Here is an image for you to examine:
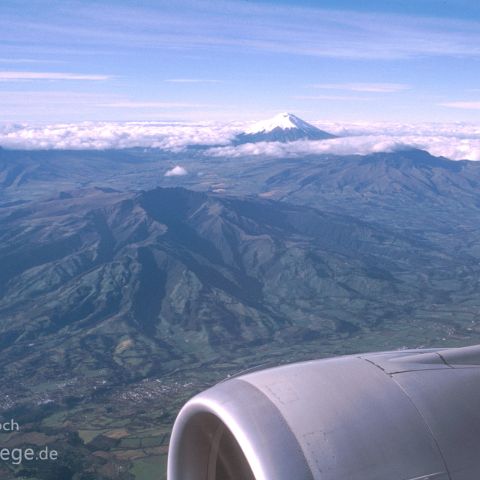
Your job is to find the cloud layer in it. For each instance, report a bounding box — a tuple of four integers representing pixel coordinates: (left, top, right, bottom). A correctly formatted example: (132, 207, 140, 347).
(0, 120, 479, 161)
(0, 121, 237, 150)
(209, 135, 480, 161)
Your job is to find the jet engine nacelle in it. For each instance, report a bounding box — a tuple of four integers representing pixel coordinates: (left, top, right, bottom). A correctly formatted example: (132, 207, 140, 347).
(168, 345, 480, 480)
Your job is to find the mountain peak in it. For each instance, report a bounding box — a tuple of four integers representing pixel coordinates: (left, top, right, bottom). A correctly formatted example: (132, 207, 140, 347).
(245, 112, 310, 134)
(234, 113, 336, 144)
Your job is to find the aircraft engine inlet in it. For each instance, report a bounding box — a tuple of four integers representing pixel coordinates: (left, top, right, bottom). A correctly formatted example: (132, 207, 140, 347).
(168, 345, 480, 480)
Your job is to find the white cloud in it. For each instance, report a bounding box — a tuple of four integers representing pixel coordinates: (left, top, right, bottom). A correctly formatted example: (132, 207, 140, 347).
(310, 83, 410, 93)
(164, 79, 220, 84)
(439, 101, 480, 110)
(0, 71, 110, 81)
(208, 137, 410, 158)
(101, 101, 214, 108)
(0, 120, 479, 161)
(208, 136, 480, 161)
(0, 58, 64, 64)
(311, 120, 480, 139)
(0, 121, 239, 150)
(165, 165, 188, 176)
(293, 95, 370, 101)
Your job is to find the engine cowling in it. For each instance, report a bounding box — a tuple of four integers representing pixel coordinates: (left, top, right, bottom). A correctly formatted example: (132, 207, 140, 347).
(168, 345, 480, 480)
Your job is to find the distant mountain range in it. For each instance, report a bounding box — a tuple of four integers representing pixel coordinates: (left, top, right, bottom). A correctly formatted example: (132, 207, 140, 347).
(233, 112, 337, 144)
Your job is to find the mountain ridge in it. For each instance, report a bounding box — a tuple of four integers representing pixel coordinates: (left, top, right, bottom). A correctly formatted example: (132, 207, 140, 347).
(1, 184, 478, 386)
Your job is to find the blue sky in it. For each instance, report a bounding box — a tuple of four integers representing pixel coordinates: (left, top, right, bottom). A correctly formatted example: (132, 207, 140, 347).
(1, 0, 480, 123)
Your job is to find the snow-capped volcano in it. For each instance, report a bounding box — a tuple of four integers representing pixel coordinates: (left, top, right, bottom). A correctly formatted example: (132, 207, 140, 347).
(245, 112, 320, 134)
(234, 113, 336, 144)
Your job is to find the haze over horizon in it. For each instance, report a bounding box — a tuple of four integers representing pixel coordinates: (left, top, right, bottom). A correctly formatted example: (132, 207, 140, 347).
(1, 0, 480, 123)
